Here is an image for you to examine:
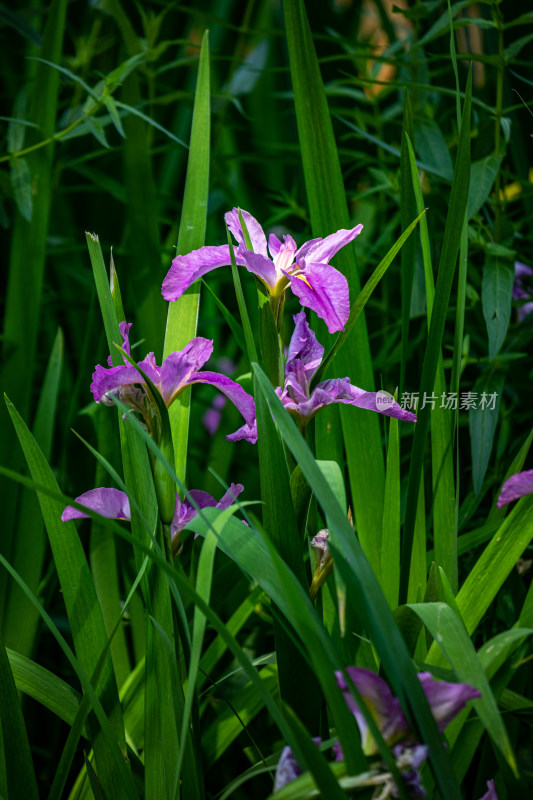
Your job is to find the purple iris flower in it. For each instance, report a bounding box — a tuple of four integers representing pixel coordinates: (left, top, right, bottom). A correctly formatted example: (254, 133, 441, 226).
(513, 261, 533, 322)
(91, 321, 256, 443)
(162, 207, 363, 334)
(275, 312, 417, 430)
(334, 667, 481, 756)
(497, 469, 533, 508)
(62, 484, 244, 545)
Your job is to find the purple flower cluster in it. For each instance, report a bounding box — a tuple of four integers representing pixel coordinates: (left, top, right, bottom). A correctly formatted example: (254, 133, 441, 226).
(273, 667, 483, 798)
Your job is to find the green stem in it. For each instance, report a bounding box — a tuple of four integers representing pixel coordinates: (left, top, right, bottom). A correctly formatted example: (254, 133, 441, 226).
(493, 6, 504, 243)
(0, 111, 96, 164)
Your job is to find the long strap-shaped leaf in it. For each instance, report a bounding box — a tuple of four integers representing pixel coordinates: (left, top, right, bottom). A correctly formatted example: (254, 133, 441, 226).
(252, 363, 462, 798)
(283, 0, 385, 575)
(0, 0, 68, 633)
(0, 631, 39, 800)
(164, 31, 210, 486)
(399, 68, 472, 604)
(5, 397, 135, 800)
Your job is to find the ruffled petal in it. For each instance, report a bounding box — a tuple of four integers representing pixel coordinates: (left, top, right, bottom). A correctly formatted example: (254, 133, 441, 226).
(285, 378, 417, 423)
(418, 672, 480, 731)
(62, 488, 131, 522)
(288, 263, 350, 334)
(162, 245, 242, 301)
(497, 469, 533, 508)
(225, 207, 268, 257)
(157, 338, 214, 405)
(285, 311, 324, 392)
(296, 224, 363, 264)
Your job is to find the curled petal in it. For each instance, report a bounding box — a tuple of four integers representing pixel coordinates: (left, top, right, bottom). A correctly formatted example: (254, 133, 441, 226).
(418, 672, 481, 731)
(497, 469, 533, 508)
(157, 338, 214, 405)
(187, 371, 257, 442)
(62, 488, 130, 522)
(162, 245, 243, 301)
(288, 263, 350, 334)
(296, 224, 363, 264)
(225, 207, 268, 257)
(226, 419, 258, 444)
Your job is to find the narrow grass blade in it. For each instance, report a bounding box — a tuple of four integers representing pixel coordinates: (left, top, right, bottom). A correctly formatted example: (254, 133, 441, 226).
(400, 94, 418, 393)
(400, 68, 472, 604)
(7, 648, 84, 733)
(3, 328, 63, 656)
(106, 0, 166, 354)
(283, 0, 385, 568)
(410, 602, 517, 773)
(0, 553, 138, 800)
(404, 130, 457, 591)
(4, 396, 134, 800)
(312, 210, 426, 388)
(381, 418, 400, 609)
(163, 31, 210, 485)
(0, 631, 39, 800)
(433, 496, 533, 643)
(0, 0, 68, 633)
(252, 363, 461, 797)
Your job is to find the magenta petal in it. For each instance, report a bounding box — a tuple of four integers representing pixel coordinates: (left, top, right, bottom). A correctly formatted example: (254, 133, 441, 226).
(418, 672, 480, 731)
(285, 311, 324, 390)
(497, 469, 533, 508)
(91, 363, 149, 403)
(189, 370, 255, 423)
(335, 667, 409, 753)
(296, 225, 363, 264)
(289, 263, 350, 334)
(286, 378, 416, 423)
(62, 488, 131, 522)
(171, 484, 245, 538)
(226, 419, 257, 444)
(107, 321, 132, 366)
(224, 207, 268, 257)
(238, 249, 278, 291)
(162, 245, 242, 301)
(157, 338, 214, 405)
